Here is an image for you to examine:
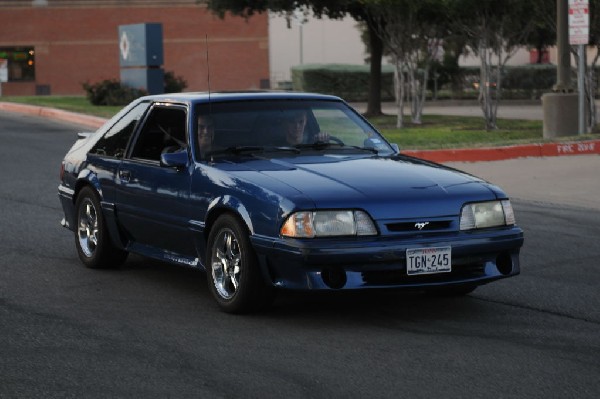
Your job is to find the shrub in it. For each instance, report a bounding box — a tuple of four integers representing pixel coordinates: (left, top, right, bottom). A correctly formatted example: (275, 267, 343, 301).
(502, 65, 556, 99)
(164, 70, 188, 93)
(291, 64, 395, 102)
(83, 79, 147, 106)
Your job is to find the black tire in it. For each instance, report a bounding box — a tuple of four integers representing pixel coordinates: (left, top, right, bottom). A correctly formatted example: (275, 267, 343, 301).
(206, 214, 275, 313)
(74, 186, 128, 269)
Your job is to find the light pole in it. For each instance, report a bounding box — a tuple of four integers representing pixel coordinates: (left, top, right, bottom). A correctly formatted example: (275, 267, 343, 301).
(293, 9, 305, 65)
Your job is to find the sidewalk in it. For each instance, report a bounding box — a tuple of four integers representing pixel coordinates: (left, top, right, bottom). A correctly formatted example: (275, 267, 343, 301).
(446, 155, 600, 211)
(1, 100, 600, 162)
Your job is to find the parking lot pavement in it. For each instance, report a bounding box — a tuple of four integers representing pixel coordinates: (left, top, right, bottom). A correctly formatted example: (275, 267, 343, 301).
(445, 155, 600, 211)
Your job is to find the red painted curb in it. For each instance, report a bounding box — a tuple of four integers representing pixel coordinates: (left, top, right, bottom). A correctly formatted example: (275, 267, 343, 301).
(403, 140, 600, 162)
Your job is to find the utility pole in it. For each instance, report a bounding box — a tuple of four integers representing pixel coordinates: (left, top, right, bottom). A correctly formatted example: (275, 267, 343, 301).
(542, 0, 579, 138)
(555, 0, 572, 92)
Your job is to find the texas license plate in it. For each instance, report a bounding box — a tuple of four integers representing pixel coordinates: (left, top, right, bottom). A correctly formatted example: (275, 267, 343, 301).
(406, 246, 452, 275)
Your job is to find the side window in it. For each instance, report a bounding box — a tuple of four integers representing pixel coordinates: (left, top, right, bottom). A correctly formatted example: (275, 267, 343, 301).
(90, 102, 150, 158)
(130, 106, 188, 162)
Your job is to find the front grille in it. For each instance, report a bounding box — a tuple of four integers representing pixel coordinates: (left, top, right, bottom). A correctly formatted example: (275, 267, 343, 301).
(386, 220, 452, 233)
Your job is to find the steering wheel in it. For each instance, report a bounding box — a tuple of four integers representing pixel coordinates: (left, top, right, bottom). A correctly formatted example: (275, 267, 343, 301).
(329, 136, 344, 145)
(317, 135, 344, 146)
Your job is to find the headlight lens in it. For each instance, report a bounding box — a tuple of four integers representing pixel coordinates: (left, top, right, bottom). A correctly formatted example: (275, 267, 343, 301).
(281, 210, 378, 238)
(460, 200, 515, 230)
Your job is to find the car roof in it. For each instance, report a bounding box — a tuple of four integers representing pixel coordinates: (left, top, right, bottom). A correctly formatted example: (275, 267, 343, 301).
(138, 91, 343, 106)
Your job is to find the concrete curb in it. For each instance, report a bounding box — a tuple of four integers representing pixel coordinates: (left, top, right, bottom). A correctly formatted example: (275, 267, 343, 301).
(0, 102, 106, 130)
(1, 101, 599, 162)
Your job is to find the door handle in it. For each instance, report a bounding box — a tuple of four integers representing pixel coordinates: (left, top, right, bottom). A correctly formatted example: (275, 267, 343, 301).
(119, 170, 131, 183)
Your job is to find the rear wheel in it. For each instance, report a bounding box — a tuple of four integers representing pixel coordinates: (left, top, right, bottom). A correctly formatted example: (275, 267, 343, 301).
(206, 214, 274, 313)
(75, 186, 128, 268)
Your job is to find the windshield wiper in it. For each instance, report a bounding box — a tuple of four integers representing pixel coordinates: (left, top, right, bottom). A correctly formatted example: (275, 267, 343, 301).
(209, 146, 300, 156)
(295, 141, 378, 154)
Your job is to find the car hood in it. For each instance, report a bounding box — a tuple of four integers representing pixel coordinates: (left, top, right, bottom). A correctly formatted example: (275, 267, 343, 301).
(215, 154, 503, 219)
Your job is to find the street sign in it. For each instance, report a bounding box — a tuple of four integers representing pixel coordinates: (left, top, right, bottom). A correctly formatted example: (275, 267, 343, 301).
(569, 0, 589, 45)
(0, 58, 8, 83)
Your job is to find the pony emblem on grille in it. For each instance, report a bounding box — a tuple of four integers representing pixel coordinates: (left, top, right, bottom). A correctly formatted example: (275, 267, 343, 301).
(415, 222, 429, 230)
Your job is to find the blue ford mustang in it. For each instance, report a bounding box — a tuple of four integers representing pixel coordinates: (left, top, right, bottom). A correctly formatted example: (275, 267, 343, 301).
(58, 92, 524, 313)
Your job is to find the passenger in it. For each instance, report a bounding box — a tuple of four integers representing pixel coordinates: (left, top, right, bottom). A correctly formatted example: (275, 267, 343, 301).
(197, 115, 215, 156)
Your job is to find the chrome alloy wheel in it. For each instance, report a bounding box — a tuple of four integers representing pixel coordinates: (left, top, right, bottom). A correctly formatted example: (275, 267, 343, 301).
(211, 228, 242, 300)
(77, 198, 99, 258)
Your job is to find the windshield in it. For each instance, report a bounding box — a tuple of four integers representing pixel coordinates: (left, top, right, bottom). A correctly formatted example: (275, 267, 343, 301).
(193, 100, 394, 160)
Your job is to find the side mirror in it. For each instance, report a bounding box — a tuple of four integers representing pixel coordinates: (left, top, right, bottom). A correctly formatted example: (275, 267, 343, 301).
(390, 143, 400, 154)
(160, 149, 189, 170)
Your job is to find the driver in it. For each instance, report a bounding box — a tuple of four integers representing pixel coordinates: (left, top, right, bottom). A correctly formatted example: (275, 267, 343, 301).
(283, 110, 329, 145)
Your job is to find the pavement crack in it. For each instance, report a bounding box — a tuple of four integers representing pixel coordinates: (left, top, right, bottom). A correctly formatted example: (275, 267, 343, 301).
(473, 296, 599, 325)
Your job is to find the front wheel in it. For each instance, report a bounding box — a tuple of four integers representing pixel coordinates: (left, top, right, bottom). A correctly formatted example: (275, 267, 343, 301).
(206, 214, 274, 313)
(75, 186, 128, 269)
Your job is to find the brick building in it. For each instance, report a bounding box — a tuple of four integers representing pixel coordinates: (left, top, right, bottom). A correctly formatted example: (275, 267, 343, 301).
(0, 0, 269, 96)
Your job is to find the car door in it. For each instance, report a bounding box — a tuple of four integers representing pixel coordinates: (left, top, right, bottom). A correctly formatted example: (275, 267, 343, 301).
(115, 103, 196, 256)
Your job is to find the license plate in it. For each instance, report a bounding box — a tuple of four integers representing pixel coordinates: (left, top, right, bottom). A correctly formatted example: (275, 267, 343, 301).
(406, 246, 452, 275)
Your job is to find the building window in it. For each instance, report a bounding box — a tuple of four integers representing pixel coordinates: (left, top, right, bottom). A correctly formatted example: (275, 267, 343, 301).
(0, 47, 35, 82)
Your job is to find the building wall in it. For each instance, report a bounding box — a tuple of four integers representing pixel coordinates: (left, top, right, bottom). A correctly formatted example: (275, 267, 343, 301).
(268, 13, 366, 88)
(0, 0, 269, 95)
(268, 11, 562, 90)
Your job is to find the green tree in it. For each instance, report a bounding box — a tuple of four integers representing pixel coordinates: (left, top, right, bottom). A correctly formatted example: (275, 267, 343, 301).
(527, 1, 556, 64)
(446, 0, 537, 130)
(204, 0, 386, 116)
(364, 0, 449, 127)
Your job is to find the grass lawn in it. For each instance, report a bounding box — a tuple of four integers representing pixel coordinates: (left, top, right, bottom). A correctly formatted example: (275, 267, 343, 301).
(370, 114, 547, 150)
(2, 95, 598, 149)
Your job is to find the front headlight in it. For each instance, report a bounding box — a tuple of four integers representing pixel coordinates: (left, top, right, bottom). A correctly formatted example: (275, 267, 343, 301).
(281, 210, 378, 238)
(460, 200, 515, 230)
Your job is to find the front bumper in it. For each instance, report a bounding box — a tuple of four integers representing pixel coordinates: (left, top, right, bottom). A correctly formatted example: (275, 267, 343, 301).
(252, 226, 524, 290)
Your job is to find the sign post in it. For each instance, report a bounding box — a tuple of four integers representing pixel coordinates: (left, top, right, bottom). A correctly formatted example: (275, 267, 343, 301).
(0, 58, 8, 97)
(118, 23, 164, 95)
(568, 0, 589, 135)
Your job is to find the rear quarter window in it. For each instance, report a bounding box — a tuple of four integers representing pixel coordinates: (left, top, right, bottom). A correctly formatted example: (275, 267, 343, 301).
(90, 102, 150, 158)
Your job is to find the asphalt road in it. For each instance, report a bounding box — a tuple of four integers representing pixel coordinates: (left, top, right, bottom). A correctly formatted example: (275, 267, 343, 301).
(1, 110, 599, 398)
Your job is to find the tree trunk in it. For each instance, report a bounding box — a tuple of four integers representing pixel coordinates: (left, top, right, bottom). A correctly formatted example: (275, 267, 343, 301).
(410, 63, 429, 125)
(393, 55, 405, 129)
(586, 46, 599, 132)
(478, 39, 497, 131)
(536, 44, 544, 64)
(365, 23, 383, 117)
